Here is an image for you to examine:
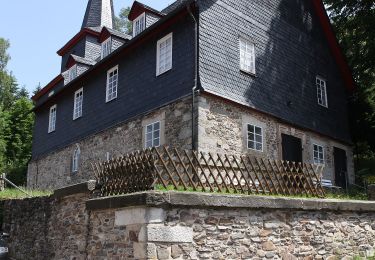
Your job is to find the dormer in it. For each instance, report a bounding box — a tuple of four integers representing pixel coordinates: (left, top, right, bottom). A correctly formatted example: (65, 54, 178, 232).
(63, 55, 96, 85)
(128, 1, 165, 37)
(99, 27, 132, 59)
(57, 0, 115, 71)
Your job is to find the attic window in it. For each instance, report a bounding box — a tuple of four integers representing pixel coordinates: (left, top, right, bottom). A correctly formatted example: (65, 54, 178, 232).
(316, 76, 328, 108)
(133, 13, 145, 37)
(68, 65, 77, 82)
(156, 33, 173, 76)
(239, 38, 256, 75)
(101, 37, 112, 59)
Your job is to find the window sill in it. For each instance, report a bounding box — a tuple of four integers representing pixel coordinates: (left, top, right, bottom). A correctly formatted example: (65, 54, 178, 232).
(106, 97, 117, 103)
(73, 116, 82, 121)
(240, 69, 256, 77)
(156, 68, 172, 77)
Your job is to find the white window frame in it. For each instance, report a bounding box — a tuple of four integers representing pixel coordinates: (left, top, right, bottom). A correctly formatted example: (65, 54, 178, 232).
(133, 13, 146, 37)
(316, 76, 328, 108)
(73, 88, 84, 120)
(156, 33, 173, 76)
(106, 65, 119, 103)
(72, 146, 80, 173)
(68, 65, 77, 82)
(239, 38, 256, 75)
(247, 123, 263, 152)
(313, 144, 325, 165)
(48, 105, 57, 133)
(101, 37, 112, 59)
(145, 121, 161, 148)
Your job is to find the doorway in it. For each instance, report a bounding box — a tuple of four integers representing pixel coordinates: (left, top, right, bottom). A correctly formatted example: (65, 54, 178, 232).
(281, 134, 303, 163)
(334, 147, 348, 189)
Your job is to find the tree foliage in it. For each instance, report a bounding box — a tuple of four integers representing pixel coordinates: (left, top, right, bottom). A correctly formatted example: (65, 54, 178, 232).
(324, 0, 375, 156)
(0, 37, 34, 185)
(114, 7, 132, 34)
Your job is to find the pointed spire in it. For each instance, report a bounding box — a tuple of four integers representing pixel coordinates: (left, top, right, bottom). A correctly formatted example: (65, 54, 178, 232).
(82, 0, 114, 29)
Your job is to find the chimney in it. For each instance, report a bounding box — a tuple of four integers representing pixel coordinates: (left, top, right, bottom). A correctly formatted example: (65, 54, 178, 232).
(82, 0, 114, 29)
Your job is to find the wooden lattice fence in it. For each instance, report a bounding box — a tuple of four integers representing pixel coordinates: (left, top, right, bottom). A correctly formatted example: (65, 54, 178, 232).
(92, 147, 325, 198)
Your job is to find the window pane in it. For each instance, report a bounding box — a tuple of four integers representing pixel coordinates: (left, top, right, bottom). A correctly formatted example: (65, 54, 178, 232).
(256, 143, 262, 151)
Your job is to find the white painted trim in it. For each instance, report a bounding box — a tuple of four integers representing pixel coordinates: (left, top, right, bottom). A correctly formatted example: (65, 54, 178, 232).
(312, 143, 325, 165)
(106, 65, 119, 103)
(68, 64, 77, 83)
(73, 87, 84, 120)
(239, 37, 256, 75)
(145, 121, 161, 148)
(246, 123, 264, 152)
(133, 12, 146, 37)
(101, 37, 112, 59)
(156, 33, 173, 76)
(48, 104, 57, 133)
(316, 76, 328, 108)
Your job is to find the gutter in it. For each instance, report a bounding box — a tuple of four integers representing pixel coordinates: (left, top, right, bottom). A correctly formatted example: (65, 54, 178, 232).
(187, 3, 199, 151)
(33, 0, 197, 109)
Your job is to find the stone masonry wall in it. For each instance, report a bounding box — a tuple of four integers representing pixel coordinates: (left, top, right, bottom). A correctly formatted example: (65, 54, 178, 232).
(2, 190, 375, 259)
(198, 93, 355, 185)
(2, 192, 90, 259)
(28, 97, 193, 190)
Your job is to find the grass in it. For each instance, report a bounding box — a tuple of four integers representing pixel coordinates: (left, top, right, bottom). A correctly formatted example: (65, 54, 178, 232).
(0, 188, 52, 200)
(353, 256, 375, 260)
(155, 184, 369, 200)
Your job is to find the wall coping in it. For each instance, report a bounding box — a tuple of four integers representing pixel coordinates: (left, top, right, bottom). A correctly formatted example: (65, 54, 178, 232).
(86, 191, 375, 212)
(53, 182, 90, 199)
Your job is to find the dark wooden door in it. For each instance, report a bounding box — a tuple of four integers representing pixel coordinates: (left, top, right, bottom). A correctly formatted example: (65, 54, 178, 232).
(334, 147, 347, 189)
(282, 134, 303, 163)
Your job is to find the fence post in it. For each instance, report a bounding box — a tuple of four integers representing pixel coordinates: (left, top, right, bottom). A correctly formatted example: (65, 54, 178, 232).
(0, 173, 5, 191)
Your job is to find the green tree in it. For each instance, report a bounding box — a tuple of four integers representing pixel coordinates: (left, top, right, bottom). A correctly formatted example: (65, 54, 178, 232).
(0, 37, 34, 185)
(3, 97, 34, 185)
(324, 1, 375, 154)
(114, 7, 132, 34)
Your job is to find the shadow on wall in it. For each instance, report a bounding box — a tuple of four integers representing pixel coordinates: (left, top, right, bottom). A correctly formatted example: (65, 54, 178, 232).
(198, 0, 350, 141)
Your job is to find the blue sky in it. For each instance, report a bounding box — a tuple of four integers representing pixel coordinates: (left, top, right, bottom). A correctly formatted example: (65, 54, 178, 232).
(0, 0, 173, 95)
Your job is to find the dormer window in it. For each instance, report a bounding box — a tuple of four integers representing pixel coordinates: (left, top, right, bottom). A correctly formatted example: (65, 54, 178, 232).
(69, 65, 77, 82)
(133, 13, 145, 37)
(101, 37, 112, 59)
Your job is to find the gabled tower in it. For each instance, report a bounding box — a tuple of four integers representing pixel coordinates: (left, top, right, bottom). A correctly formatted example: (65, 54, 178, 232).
(82, 0, 115, 29)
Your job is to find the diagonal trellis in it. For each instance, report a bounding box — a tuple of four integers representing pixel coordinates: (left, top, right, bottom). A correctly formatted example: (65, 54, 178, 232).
(92, 146, 325, 198)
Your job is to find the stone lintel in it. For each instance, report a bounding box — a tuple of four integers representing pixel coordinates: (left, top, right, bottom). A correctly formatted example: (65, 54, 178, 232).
(139, 224, 193, 243)
(53, 182, 91, 199)
(115, 207, 166, 226)
(86, 191, 375, 212)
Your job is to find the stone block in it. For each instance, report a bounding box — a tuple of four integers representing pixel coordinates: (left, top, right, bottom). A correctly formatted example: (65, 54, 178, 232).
(369, 185, 375, 201)
(133, 242, 157, 259)
(139, 224, 193, 243)
(115, 207, 166, 226)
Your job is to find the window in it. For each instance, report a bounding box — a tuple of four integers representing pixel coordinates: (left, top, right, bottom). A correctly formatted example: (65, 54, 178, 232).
(145, 121, 161, 148)
(68, 65, 77, 82)
(106, 65, 118, 102)
(101, 37, 112, 59)
(73, 88, 83, 120)
(48, 105, 57, 133)
(316, 76, 328, 107)
(313, 144, 324, 164)
(133, 13, 145, 37)
(156, 33, 173, 76)
(247, 124, 263, 151)
(239, 38, 256, 75)
(72, 146, 80, 173)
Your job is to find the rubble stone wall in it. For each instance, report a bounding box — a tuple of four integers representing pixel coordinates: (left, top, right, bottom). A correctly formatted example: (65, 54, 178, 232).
(3, 190, 375, 260)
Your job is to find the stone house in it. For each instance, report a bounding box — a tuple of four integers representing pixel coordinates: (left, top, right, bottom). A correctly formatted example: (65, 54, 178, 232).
(28, 0, 356, 190)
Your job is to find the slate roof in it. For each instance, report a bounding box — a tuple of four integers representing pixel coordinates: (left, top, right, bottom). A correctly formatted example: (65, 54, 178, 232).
(82, 0, 115, 29)
(128, 1, 165, 21)
(105, 27, 132, 40)
(70, 55, 96, 66)
(162, 0, 190, 14)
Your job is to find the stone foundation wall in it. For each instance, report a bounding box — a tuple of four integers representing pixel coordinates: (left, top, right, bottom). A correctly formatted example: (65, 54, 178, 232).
(197, 93, 355, 184)
(2, 189, 375, 259)
(28, 97, 193, 190)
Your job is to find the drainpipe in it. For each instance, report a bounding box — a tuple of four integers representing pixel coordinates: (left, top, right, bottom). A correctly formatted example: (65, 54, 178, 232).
(188, 3, 198, 151)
